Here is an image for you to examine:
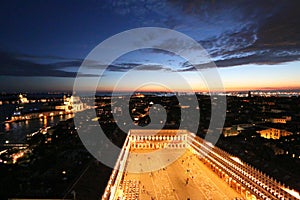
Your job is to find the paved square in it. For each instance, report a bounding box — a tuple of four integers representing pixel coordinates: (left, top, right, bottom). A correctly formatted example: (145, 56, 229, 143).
(118, 148, 243, 200)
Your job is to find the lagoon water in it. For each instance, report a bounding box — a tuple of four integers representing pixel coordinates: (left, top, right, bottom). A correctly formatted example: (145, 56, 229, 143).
(0, 104, 73, 144)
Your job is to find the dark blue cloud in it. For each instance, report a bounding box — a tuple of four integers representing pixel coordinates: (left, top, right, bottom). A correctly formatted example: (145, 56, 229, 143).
(0, 51, 97, 77)
(0, 0, 299, 76)
(97, 0, 300, 69)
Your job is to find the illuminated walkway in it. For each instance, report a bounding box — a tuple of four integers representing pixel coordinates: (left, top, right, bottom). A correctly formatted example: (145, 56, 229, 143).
(102, 129, 300, 200)
(189, 134, 300, 200)
(121, 149, 243, 200)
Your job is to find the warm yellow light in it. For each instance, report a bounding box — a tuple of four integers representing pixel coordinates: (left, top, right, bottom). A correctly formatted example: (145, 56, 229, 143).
(281, 187, 300, 199)
(12, 152, 25, 164)
(230, 156, 244, 166)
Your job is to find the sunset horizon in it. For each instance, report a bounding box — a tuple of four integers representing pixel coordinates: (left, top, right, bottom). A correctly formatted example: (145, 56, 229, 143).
(1, 1, 300, 199)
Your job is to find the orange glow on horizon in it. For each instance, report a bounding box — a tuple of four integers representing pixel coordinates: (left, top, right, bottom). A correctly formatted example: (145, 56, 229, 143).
(95, 84, 300, 93)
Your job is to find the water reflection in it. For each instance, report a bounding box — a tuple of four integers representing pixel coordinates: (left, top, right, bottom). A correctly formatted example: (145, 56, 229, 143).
(4, 123, 10, 132)
(43, 117, 47, 128)
(0, 115, 73, 144)
(25, 120, 29, 128)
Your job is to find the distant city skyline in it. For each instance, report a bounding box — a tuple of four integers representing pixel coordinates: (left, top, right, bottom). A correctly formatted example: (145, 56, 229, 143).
(0, 0, 299, 92)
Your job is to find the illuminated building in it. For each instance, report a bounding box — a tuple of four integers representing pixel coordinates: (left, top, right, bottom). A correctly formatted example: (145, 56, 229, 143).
(102, 129, 299, 200)
(129, 129, 188, 149)
(257, 128, 292, 140)
(55, 95, 85, 113)
(18, 94, 29, 104)
(223, 126, 239, 137)
(266, 116, 292, 124)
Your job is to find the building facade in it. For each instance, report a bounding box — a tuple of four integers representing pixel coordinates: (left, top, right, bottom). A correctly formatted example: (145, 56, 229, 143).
(257, 128, 292, 139)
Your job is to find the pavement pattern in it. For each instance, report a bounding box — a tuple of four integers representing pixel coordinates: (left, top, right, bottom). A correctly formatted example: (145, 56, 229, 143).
(119, 148, 244, 200)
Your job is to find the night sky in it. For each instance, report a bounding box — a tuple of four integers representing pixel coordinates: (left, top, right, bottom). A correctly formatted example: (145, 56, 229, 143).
(0, 0, 300, 92)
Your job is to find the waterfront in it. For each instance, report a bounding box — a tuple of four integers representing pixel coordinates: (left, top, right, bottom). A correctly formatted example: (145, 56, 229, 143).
(1, 1, 300, 199)
(0, 112, 73, 145)
(0, 93, 299, 199)
(0, 106, 101, 198)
